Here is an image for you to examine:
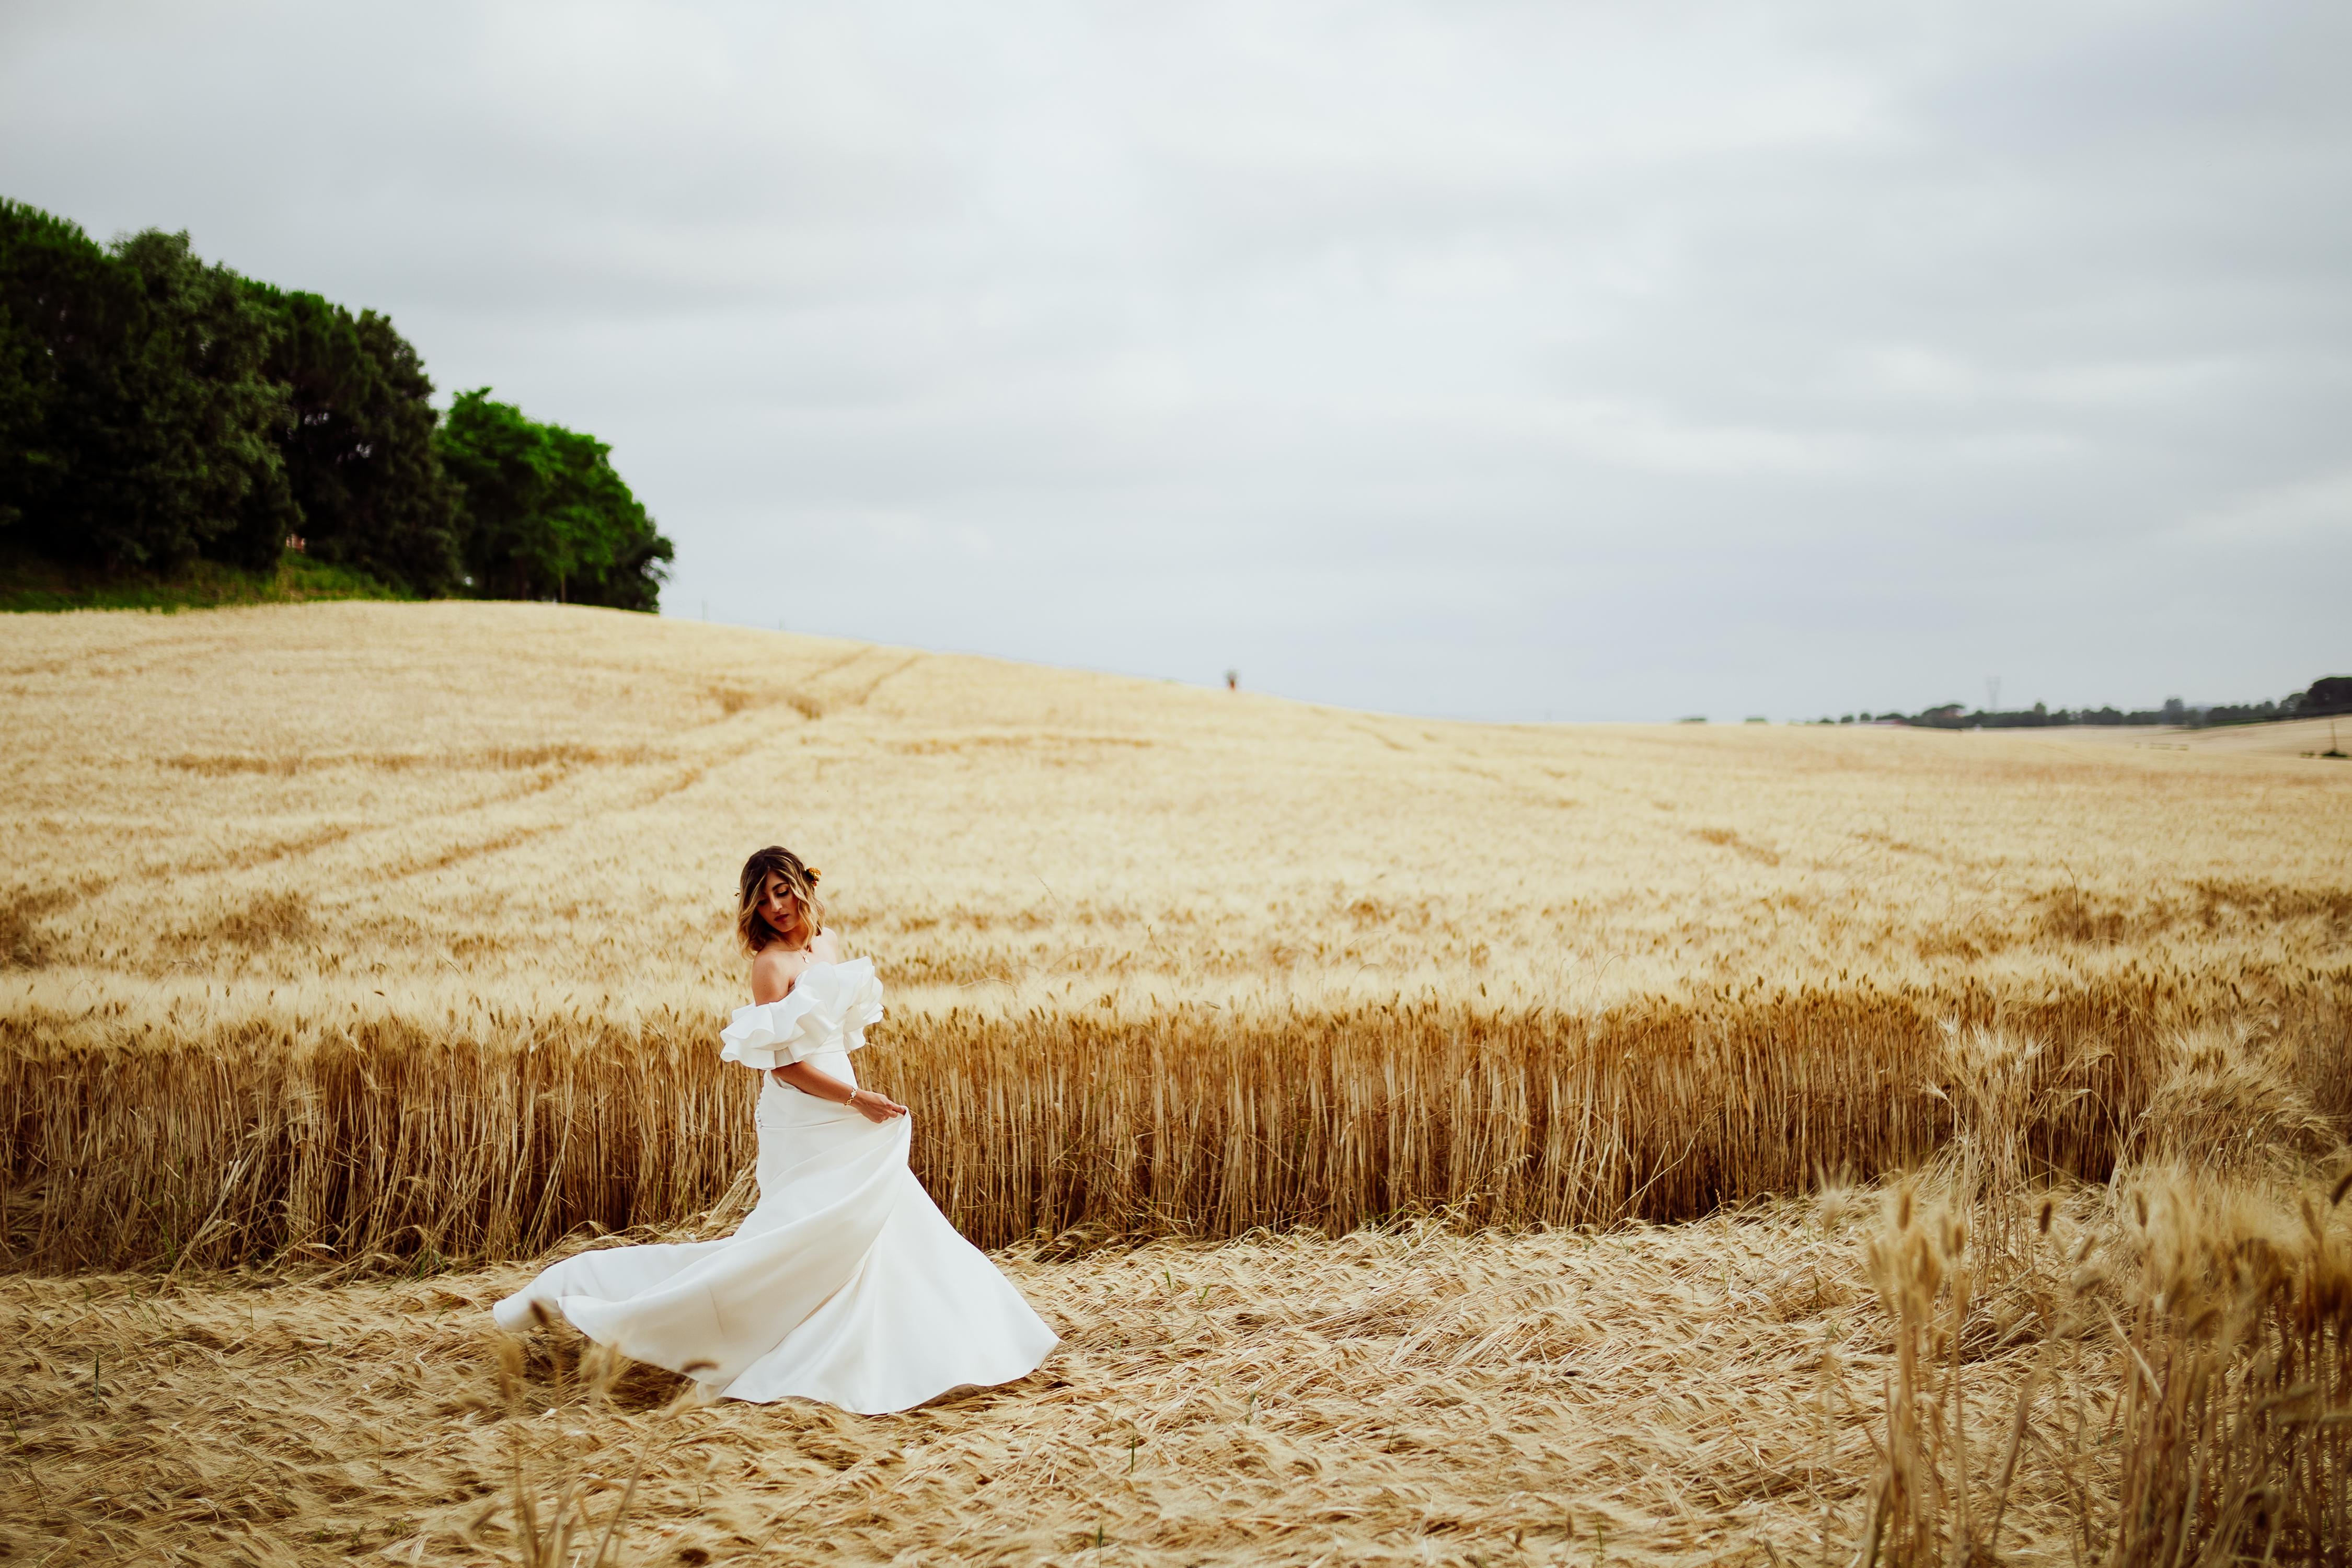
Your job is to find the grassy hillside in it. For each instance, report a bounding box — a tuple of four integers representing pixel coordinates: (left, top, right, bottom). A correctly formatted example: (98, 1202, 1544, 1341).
(0, 547, 406, 613)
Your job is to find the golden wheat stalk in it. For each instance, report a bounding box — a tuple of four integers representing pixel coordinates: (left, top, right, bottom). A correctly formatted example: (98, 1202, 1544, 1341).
(9, 980, 2344, 1273)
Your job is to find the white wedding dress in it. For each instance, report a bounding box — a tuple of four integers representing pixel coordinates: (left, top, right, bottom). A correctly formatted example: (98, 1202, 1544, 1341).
(492, 958, 1057, 1413)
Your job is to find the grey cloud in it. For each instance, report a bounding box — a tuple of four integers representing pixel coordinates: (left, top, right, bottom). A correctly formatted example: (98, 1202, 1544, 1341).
(3, 0, 2345, 720)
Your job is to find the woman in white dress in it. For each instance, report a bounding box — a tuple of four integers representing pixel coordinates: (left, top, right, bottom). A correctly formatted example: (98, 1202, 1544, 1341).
(493, 846, 1058, 1413)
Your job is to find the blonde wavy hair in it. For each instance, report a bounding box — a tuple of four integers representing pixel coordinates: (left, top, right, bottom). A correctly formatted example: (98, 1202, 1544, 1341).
(736, 845, 827, 954)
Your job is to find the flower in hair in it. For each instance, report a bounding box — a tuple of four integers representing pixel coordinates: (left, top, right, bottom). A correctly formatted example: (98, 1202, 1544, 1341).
(805, 866, 822, 883)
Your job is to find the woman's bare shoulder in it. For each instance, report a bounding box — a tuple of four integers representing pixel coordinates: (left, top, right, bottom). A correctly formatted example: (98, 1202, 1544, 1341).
(811, 927, 845, 962)
(748, 944, 809, 1004)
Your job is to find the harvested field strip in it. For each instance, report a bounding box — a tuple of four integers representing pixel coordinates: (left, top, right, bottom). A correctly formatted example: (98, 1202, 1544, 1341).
(9, 977, 2345, 1273)
(10, 1179, 2341, 1567)
(0, 1214, 1969, 1567)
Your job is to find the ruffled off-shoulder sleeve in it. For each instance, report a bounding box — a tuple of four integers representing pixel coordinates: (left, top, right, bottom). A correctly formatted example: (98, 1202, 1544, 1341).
(720, 956, 886, 1071)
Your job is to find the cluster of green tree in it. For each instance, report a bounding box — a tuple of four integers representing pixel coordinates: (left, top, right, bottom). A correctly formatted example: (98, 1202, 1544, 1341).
(0, 199, 671, 609)
(1812, 677, 2349, 728)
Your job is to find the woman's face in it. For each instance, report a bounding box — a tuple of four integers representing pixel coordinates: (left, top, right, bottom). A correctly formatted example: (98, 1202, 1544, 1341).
(761, 871, 803, 940)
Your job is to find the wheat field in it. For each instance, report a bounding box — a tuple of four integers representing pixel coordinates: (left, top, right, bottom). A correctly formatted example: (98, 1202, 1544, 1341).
(4, 601, 2349, 1565)
(5, 600, 2347, 1022)
(5, 601, 2348, 1267)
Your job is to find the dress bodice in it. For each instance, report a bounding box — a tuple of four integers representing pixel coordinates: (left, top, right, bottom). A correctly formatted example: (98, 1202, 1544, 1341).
(720, 956, 886, 1071)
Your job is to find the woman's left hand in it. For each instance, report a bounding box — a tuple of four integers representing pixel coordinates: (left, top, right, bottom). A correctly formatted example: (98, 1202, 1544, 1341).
(846, 1088, 909, 1124)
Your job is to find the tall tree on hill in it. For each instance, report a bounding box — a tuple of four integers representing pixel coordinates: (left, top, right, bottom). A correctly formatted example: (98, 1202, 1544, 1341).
(0, 204, 294, 571)
(251, 285, 462, 594)
(435, 389, 673, 611)
(111, 229, 297, 571)
(0, 211, 74, 537)
(0, 200, 142, 554)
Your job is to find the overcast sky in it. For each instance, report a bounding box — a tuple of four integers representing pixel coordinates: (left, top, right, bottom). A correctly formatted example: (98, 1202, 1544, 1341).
(4, 2, 2346, 720)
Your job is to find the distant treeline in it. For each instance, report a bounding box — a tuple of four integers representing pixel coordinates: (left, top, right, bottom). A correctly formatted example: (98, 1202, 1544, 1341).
(0, 199, 672, 609)
(1818, 677, 2351, 729)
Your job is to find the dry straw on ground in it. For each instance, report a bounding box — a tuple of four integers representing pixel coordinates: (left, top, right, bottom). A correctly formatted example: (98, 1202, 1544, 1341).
(17, 1214, 1896, 1567)
(6, 1167, 2345, 1566)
